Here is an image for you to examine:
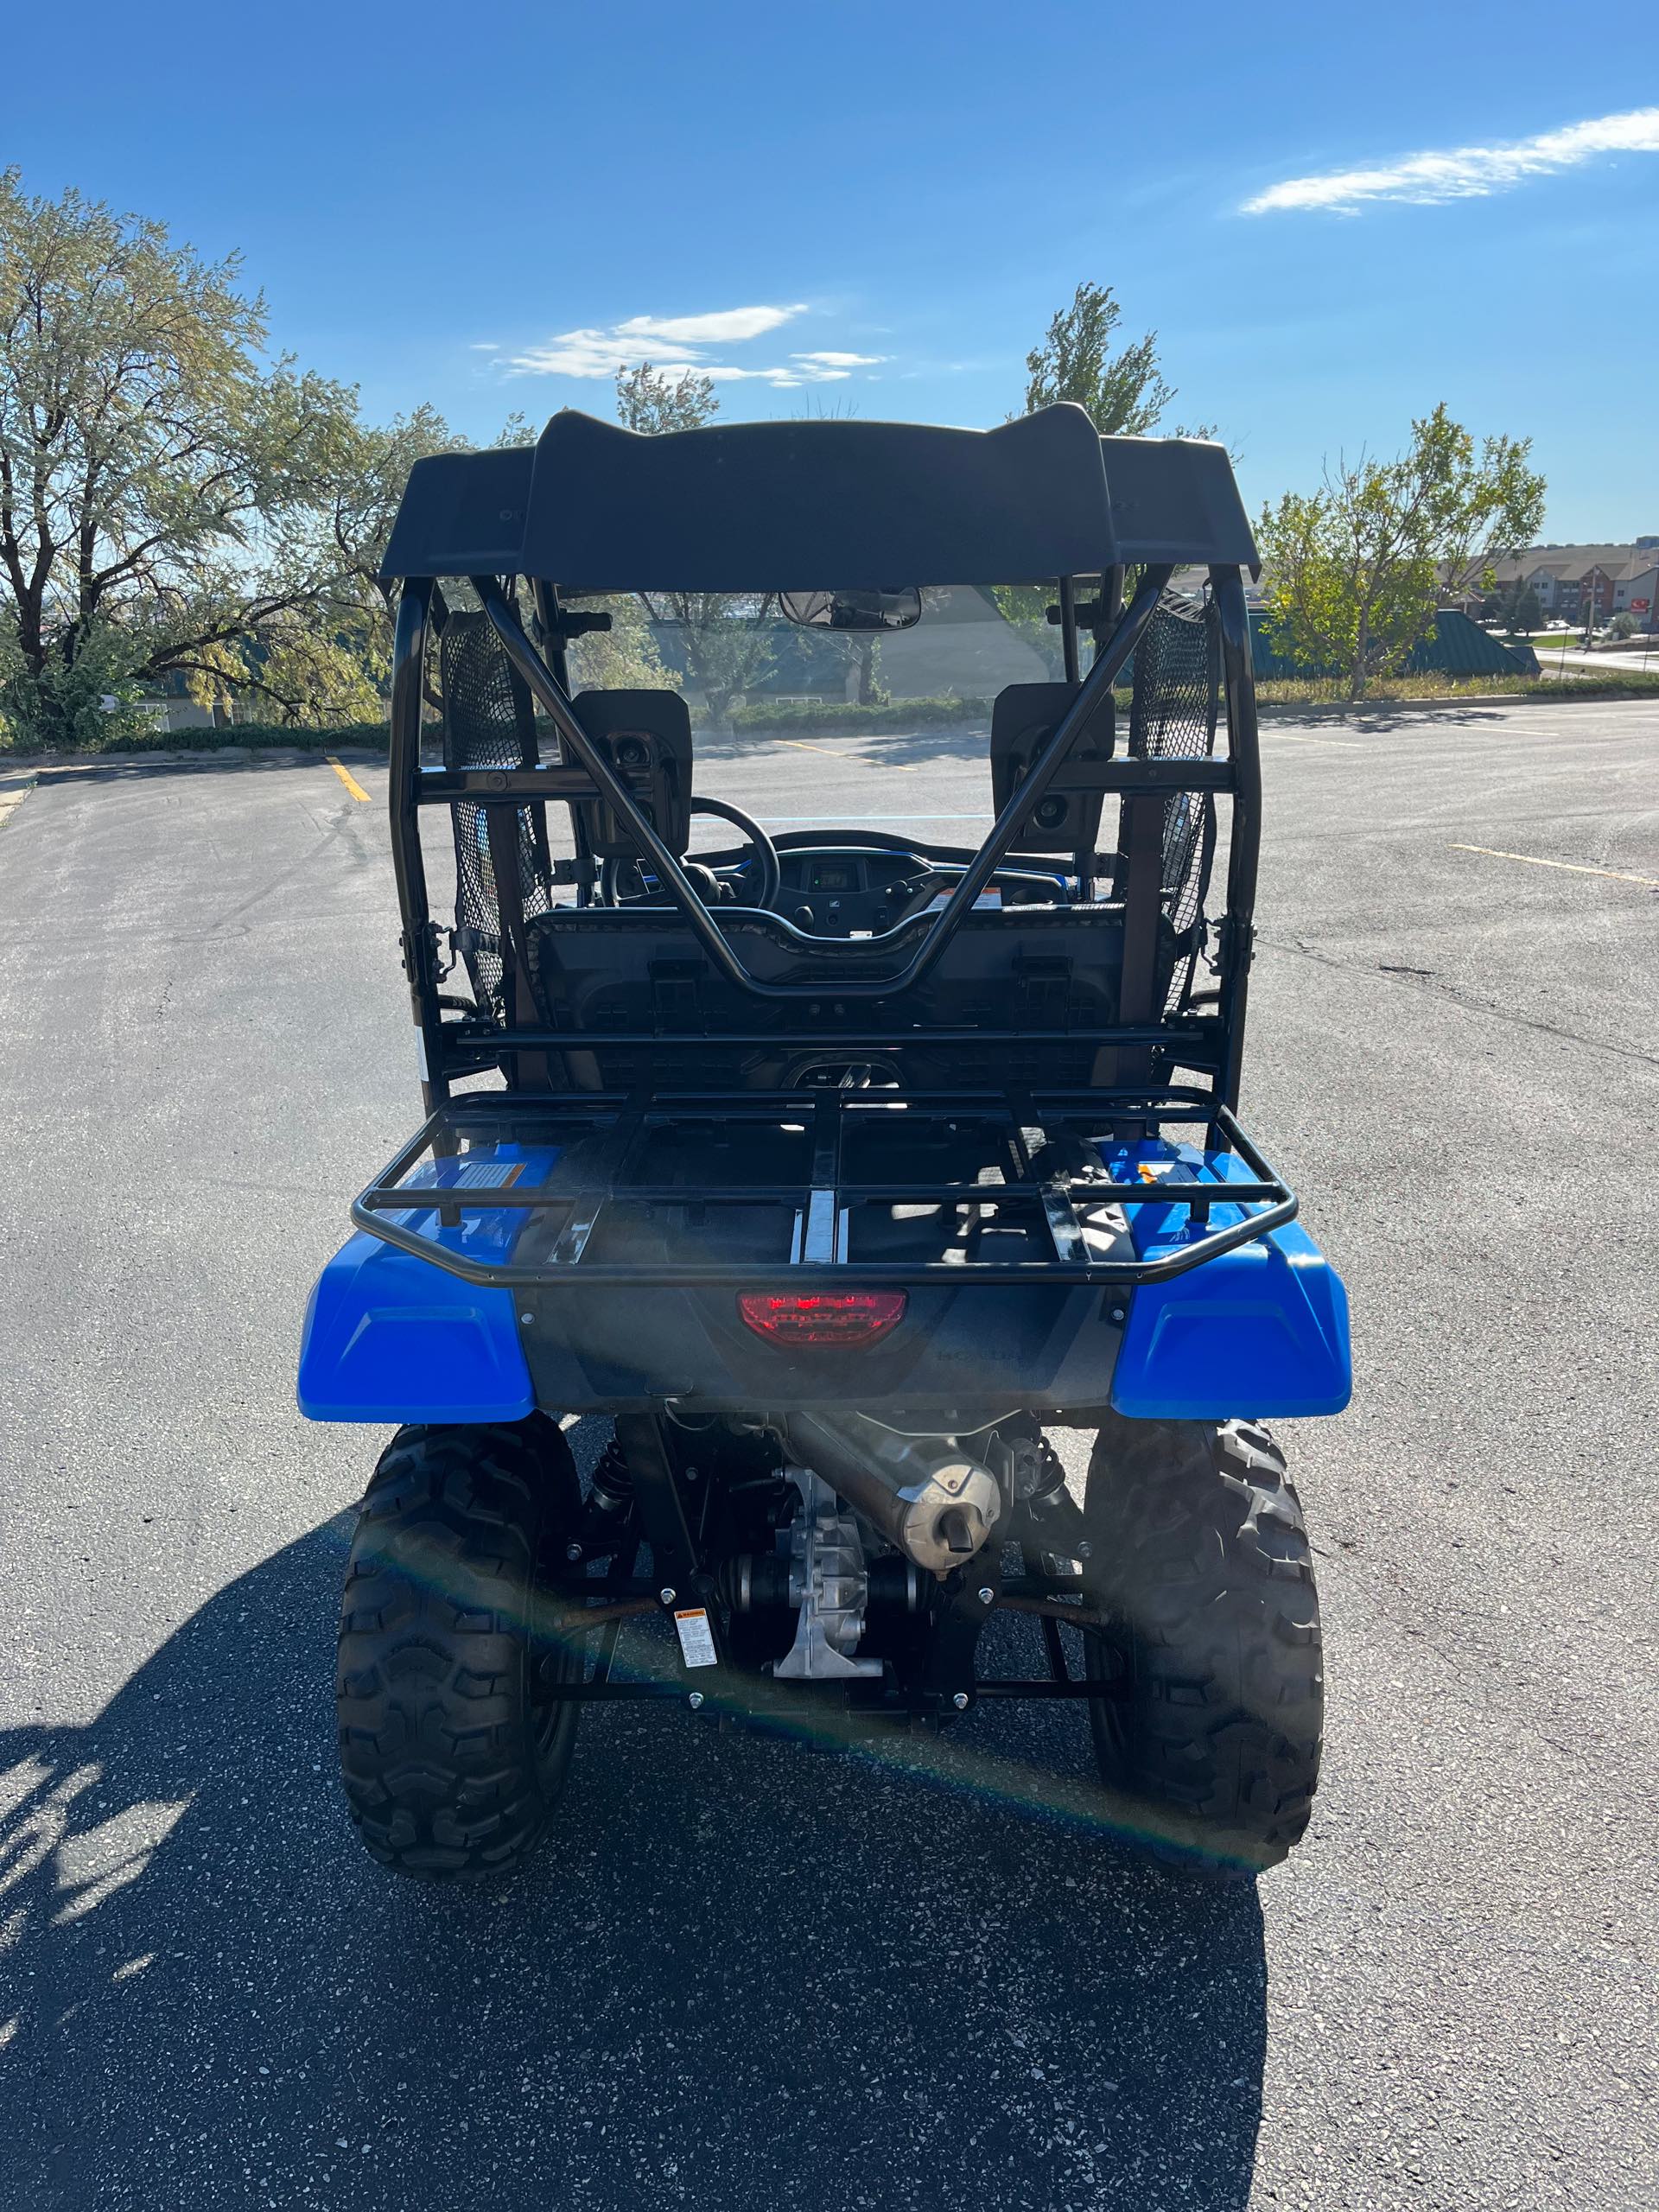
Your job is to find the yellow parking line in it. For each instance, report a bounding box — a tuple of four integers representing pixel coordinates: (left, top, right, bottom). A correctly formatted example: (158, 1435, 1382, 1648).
(326, 755, 372, 802)
(781, 736, 918, 771)
(1451, 842, 1659, 888)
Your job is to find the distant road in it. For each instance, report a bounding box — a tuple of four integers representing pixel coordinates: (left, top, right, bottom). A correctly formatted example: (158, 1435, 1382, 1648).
(1528, 639, 1659, 675)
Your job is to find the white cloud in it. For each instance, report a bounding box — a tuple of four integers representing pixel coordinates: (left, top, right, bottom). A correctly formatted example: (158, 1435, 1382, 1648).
(702, 365, 804, 386)
(500, 304, 836, 383)
(496, 308, 865, 389)
(614, 304, 807, 345)
(1243, 103, 1659, 214)
(505, 329, 693, 378)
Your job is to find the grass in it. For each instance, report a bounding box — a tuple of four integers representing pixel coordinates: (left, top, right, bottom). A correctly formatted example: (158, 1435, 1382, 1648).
(1253, 669, 1659, 708)
(1255, 673, 1526, 707)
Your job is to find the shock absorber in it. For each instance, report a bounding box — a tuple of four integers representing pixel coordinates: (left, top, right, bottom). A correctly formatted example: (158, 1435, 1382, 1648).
(574, 1436, 636, 1559)
(1016, 1435, 1089, 1569)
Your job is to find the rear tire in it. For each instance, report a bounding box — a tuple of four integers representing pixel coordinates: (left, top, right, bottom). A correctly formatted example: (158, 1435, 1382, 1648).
(1081, 1413, 1323, 1874)
(336, 1414, 582, 1878)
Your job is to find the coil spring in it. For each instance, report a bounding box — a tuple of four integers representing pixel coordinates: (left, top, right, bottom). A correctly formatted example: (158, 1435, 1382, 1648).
(588, 1437, 634, 1519)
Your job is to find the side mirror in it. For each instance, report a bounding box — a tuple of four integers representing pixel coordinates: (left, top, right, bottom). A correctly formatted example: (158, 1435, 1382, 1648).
(779, 587, 922, 632)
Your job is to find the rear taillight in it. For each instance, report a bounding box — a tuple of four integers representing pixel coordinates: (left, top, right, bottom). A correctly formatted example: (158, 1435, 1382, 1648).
(737, 1291, 906, 1347)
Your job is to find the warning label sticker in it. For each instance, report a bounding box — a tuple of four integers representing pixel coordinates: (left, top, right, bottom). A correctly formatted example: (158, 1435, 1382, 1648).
(673, 1609, 719, 1669)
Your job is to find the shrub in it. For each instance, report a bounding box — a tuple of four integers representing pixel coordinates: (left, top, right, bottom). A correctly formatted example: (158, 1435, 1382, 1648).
(0, 715, 389, 757)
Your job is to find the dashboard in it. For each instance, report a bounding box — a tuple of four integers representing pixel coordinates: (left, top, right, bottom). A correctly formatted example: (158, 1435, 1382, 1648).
(766, 846, 1068, 938)
(773, 847, 926, 934)
(615, 831, 1077, 936)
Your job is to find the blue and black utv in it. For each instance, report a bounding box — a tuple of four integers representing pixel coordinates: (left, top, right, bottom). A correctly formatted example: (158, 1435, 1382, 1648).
(299, 404, 1351, 1878)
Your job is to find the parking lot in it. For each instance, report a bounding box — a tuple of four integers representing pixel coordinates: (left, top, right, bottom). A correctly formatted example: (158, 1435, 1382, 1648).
(1, 697, 1655, 2210)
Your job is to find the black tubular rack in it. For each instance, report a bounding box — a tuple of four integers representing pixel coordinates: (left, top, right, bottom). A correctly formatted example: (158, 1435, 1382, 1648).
(352, 1084, 1295, 1291)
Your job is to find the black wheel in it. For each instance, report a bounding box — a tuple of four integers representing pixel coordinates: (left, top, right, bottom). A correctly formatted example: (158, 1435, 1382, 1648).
(336, 1414, 582, 1878)
(1081, 1413, 1323, 1875)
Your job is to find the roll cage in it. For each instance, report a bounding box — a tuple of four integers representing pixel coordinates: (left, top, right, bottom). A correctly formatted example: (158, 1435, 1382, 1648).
(369, 403, 1282, 1291)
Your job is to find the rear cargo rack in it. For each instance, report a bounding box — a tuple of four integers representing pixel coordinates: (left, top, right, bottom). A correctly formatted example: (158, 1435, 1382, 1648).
(350, 1084, 1295, 1290)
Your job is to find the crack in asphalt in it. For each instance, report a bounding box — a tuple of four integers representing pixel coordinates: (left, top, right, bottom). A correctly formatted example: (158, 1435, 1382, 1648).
(1260, 933, 1659, 1070)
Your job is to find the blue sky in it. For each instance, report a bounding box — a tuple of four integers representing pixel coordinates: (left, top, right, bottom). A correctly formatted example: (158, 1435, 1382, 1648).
(11, 2, 1658, 539)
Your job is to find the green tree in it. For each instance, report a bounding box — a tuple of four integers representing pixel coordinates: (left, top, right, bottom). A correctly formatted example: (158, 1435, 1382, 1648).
(1478, 576, 1543, 636)
(328, 403, 469, 632)
(1256, 405, 1546, 702)
(614, 360, 718, 436)
(1022, 280, 1175, 436)
(1008, 283, 1205, 672)
(613, 360, 772, 725)
(0, 168, 404, 746)
(562, 602, 680, 695)
(990, 587, 1065, 677)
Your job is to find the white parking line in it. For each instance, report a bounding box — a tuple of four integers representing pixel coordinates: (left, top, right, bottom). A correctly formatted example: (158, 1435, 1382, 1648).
(1263, 730, 1365, 750)
(1451, 842, 1659, 888)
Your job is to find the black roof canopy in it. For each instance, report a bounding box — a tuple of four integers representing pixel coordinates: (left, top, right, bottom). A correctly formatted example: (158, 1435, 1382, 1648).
(378, 403, 1256, 587)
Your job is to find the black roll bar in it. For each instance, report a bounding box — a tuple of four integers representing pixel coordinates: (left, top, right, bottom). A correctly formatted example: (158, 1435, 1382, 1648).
(1212, 567, 1261, 1112)
(387, 576, 446, 1114)
(471, 563, 1173, 1004)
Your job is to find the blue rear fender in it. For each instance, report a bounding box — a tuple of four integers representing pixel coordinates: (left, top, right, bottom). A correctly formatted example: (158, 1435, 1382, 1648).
(296, 1144, 560, 1426)
(297, 1236, 532, 1425)
(1106, 1142, 1351, 1421)
(296, 1135, 1351, 1426)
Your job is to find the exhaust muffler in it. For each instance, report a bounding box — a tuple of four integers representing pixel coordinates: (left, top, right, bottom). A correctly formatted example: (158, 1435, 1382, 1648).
(785, 1411, 1001, 1576)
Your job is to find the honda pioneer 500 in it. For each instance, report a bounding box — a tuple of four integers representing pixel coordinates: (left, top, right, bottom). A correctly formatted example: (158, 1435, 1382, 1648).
(298, 404, 1351, 1878)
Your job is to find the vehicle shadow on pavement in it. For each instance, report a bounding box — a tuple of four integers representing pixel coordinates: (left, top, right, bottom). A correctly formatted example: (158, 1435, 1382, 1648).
(2, 753, 362, 788)
(704, 723, 995, 771)
(0, 1521, 1268, 2212)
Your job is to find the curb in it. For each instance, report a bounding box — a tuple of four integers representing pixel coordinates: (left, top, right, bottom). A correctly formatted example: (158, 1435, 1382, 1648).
(0, 745, 388, 770)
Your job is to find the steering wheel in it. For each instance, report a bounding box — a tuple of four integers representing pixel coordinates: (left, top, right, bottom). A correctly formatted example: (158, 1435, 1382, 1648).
(601, 795, 782, 912)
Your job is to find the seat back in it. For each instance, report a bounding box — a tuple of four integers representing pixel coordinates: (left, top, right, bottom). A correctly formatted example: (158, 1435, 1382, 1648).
(524, 900, 1127, 1091)
(568, 688, 692, 860)
(988, 681, 1114, 855)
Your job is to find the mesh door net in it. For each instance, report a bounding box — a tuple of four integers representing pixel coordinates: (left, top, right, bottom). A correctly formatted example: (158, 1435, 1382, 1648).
(1128, 593, 1222, 1010)
(438, 609, 556, 1020)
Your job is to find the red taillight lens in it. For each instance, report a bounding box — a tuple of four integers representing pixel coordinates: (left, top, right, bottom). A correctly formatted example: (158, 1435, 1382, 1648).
(737, 1291, 907, 1347)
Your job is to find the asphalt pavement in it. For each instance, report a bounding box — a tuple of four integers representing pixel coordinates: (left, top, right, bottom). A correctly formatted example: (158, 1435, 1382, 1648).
(0, 699, 1655, 2210)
